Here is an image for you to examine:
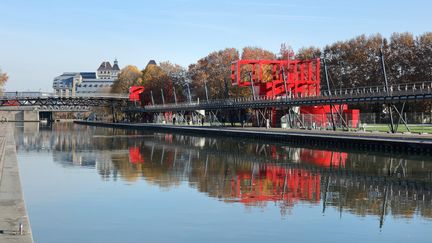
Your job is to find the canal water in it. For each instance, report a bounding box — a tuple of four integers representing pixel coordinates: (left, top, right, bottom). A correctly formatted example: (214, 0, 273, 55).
(15, 123, 432, 243)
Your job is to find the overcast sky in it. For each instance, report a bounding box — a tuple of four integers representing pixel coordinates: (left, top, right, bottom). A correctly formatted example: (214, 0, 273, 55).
(1, 0, 431, 91)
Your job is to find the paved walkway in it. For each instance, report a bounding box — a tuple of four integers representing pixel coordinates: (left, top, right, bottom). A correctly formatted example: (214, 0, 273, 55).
(0, 124, 33, 243)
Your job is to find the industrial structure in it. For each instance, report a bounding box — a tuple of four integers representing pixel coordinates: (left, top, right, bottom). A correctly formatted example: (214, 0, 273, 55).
(230, 58, 359, 128)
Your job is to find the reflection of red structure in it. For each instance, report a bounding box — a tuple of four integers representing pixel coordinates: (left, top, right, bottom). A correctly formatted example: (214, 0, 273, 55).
(231, 165, 320, 206)
(129, 147, 144, 164)
(226, 147, 348, 205)
(231, 59, 359, 128)
(300, 149, 347, 167)
(136, 137, 349, 207)
(129, 86, 145, 103)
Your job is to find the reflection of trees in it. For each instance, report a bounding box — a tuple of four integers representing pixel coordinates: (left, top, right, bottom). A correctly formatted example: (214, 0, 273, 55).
(107, 133, 432, 224)
(322, 175, 432, 226)
(15, 124, 432, 224)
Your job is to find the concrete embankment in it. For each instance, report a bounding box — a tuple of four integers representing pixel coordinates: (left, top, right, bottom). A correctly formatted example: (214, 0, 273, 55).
(75, 121, 432, 153)
(0, 124, 33, 243)
(0, 107, 39, 122)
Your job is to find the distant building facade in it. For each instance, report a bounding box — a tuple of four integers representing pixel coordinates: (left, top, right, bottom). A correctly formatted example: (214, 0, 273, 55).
(97, 59, 120, 80)
(53, 59, 120, 95)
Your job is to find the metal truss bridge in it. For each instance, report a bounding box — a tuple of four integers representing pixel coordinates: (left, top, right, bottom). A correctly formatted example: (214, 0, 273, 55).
(0, 92, 129, 110)
(139, 81, 432, 112)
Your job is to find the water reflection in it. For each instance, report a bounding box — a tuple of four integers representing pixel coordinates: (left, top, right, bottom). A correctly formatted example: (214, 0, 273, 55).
(15, 123, 432, 228)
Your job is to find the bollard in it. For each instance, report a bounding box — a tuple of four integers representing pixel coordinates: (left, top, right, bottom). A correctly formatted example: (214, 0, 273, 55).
(18, 220, 23, 235)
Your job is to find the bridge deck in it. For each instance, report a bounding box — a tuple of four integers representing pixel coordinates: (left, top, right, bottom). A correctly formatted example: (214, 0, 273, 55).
(138, 81, 432, 112)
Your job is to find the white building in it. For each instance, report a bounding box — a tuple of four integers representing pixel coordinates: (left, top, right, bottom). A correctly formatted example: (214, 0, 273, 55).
(53, 59, 120, 96)
(97, 59, 120, 80)
(75, 80, 113, 94)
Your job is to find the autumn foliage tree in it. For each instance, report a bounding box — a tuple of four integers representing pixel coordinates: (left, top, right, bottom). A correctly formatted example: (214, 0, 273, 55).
(189, 48, 239, 100)
(0, 67, 8, 94)
(140, 63, 169, 105)
(111, 65, 142, 94)
(295, 47, 321, 60)
(159, 61, 188, 102)
(279, 43, 295, 60)
(139, 61, 188, 105)
(323, 34, 386, 89)
(415, 32, 432, 82)
(323, 32, 432, 92)
(239, 47, 275, 87)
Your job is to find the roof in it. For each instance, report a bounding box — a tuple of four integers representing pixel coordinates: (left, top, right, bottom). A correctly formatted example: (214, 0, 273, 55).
(79, 72, 97, 79)
(59, 72, 79, 77)
(97, 61, 113, 71)
(147, 60, 157, 66)
(112, 63, 120, 71)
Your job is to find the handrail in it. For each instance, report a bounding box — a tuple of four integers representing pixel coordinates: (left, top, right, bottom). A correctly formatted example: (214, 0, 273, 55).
(144, 81, 432, 110)
(0, 92, 129, 99)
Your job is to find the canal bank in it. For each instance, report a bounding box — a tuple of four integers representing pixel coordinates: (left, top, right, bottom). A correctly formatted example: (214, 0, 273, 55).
(0, 124, 33, 243)
(75, 121, 432, 154)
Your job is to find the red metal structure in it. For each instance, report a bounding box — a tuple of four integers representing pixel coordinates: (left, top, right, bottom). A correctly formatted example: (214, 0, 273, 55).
(231, 59, 320, 98)
(129, 86, 145, 103)
(231, 58, 359, 128)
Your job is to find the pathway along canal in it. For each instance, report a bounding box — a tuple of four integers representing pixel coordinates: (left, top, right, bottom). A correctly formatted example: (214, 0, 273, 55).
(15, 123, 432, 243)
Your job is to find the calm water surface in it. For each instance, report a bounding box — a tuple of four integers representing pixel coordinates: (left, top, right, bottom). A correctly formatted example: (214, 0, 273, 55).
(15, 123, 432, 243)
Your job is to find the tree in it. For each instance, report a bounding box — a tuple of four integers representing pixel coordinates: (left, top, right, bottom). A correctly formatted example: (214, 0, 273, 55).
(0, 68, 8, 94)
(414, 32, 432, 112)
(241, 46, 276, 60)
(279, 43, 295, 60)
(387, 32, 416, 84)
(324, 34, 383, 89)
(189, 48, 239, 100)
(159, 61, 187, 102)
(296, 46, 321, 60)
(239, 47, 277, 85)
(111, 65, 142, 93)
(415, 32, 432, 81)
(141, 63, 166, 104)
(128, 61, 188, 105)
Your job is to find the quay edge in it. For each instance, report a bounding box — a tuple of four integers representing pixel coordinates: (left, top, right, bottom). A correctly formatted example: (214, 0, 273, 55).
(74, 121, 432, 154)
(0, 124, 34, 243)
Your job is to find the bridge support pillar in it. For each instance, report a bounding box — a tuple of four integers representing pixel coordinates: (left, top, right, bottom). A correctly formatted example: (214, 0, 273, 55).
(38, 111, 52, 122)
